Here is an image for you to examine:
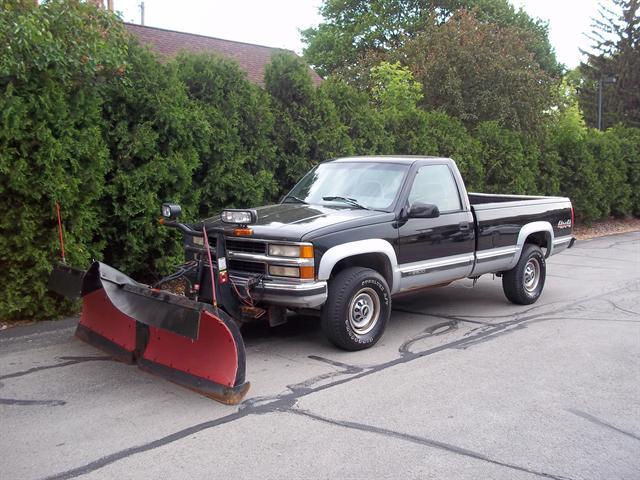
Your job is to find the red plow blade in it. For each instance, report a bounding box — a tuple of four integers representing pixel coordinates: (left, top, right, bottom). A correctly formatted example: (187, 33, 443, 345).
(140, 310, 249, 404)
(49, 262, 249, 405)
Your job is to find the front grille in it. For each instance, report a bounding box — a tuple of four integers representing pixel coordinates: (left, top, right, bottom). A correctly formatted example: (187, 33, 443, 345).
(225, 239, 266, 254)
(229, 260, 266, 275)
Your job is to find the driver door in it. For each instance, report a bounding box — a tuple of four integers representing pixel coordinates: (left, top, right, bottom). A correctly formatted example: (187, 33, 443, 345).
(397, 163, 475, 291)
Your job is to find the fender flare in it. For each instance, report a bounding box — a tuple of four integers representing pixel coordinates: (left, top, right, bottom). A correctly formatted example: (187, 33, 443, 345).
(505, 221, 554, 270)
(316, 239, 401, 293)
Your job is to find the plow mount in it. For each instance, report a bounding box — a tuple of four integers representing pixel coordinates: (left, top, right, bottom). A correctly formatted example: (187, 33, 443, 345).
(49, 209, 254, 405)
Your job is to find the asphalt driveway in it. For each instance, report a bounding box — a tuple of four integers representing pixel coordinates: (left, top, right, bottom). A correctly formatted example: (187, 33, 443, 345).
(1, 232, 639, 480)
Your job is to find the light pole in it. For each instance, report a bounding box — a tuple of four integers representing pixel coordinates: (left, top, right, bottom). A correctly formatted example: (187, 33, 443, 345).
(597, 75, 616, 131)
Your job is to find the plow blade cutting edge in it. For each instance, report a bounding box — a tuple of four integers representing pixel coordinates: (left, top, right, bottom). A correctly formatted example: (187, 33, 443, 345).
(49, 262, 250, 405)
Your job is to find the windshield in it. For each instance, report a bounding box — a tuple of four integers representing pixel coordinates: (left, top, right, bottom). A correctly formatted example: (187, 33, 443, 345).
(285, 162, 409, 210)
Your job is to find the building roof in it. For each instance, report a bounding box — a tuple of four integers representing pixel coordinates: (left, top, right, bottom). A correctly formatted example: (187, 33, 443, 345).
(124, 23, 323, 87)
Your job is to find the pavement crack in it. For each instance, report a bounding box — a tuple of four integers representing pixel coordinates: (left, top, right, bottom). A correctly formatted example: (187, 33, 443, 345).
(398, 320, 460, 355)
(41, 410, 249, 480)
(603, 299, 640, 317)
(307, 355, 363, 372)
(567, 409, 640, 442)
(289, 408, 575, 480)
(0, 398, 66, 407)
(0, 356, 111, 381)
(392, 308, 490, 325)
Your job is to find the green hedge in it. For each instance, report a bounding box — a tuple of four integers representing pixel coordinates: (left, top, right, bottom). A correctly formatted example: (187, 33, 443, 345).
(1, 2, 638, 320)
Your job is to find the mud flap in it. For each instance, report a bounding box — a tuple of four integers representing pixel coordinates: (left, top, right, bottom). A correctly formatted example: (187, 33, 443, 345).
(48, 262, 249, 404)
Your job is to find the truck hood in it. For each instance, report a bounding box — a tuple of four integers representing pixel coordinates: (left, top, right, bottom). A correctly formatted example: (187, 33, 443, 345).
(203, 203, 393, 241)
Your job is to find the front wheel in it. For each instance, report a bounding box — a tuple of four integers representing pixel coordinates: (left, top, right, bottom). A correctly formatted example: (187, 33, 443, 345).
(502, 244, 546, 305)
(321, 267, 391, 350)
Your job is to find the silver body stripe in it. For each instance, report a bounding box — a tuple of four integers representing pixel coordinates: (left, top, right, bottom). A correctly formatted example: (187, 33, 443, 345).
(399, 253, 475, 276)
(475, 246, 518, 260)
(553, 235, 573, 245)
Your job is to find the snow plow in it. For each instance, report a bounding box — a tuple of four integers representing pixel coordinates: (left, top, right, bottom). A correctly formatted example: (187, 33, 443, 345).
(48, 204, 255, 405)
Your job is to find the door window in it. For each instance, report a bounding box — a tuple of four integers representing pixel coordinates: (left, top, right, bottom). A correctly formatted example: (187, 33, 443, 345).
(408, 164, 462, 212)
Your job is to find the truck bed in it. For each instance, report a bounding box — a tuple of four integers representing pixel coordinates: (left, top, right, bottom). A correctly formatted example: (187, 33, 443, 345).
(467, 192, 574, 277)
(468, 192, 568, 207)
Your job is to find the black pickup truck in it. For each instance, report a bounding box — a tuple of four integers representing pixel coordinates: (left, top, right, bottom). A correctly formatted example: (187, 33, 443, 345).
(186, 156, 575, 350)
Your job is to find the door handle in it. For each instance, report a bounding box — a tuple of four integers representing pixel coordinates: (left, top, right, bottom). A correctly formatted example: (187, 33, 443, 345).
(459, 222, 470, 230)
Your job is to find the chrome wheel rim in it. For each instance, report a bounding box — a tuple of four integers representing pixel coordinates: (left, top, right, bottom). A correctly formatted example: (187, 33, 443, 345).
(523, 258, 540, 293)
(348, 287, 380, 335)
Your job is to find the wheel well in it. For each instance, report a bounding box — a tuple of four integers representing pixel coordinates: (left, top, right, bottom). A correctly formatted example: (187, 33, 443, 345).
(330, 253, 394, 289)
(524, 231, 551, 257)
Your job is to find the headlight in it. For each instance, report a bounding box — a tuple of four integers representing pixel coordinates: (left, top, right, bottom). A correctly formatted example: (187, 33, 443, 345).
(220, 209, 257, 225)
(268, 244, 300, 257)
(269, 265, 300, 277)
(268, 244, 314, 258)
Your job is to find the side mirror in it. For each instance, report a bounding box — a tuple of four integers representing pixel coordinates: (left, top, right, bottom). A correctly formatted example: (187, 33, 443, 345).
(408, 202, 439, 219)
(161, 203, 182, 220)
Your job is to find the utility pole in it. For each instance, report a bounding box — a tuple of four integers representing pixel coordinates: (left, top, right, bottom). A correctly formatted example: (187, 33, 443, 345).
(597, 75, 616, 131)
(139, 1, 145, 25)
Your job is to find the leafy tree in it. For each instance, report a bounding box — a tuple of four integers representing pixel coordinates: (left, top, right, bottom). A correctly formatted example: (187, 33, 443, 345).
(579, 0, 640, 128)
(175, 53, 278, 217)
(401, 9, 557, 131)
(369, 61, 430, 154)
(369, 62, 484, 182)
(302, 0, 561, 83)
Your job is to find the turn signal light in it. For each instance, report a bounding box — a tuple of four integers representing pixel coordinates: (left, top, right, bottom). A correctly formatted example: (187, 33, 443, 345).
(233, 227, 253, 236)
(300, 245, 314, 259)
(300, 266, 315, 279)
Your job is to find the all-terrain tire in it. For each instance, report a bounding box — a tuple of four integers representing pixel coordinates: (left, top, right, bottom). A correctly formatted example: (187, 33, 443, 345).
(321, 267, 391, 351)
(502, 244, 546, 305)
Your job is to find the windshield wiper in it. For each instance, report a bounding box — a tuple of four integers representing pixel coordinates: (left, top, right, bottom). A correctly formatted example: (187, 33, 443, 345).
(282, 195, 307, 204)
(322, 196, 369, 209)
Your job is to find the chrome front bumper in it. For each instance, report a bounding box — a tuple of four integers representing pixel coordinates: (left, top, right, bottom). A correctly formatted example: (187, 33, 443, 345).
(230, 275, 328, 308)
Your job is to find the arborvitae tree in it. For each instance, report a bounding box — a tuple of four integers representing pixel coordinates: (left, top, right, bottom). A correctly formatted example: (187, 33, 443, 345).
(319, 79, 387, 154)
(98, 41, 209, 280)
(474, 121, 536, 195)
(174, 53, 278, 217)
(0, 0, 127, 319)
(551, 104, 605, 223)
(579, 0, 640, 128)
(265, 53, 351, 191)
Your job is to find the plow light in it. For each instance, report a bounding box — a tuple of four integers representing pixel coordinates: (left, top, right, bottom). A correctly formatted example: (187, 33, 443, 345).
(221, 209, 257, 225)
(161, 203, 182, 220)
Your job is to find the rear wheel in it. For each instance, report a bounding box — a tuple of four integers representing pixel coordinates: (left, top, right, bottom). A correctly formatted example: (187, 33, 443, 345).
(502, 244, 546, 305)
(321, 267, 391, 350)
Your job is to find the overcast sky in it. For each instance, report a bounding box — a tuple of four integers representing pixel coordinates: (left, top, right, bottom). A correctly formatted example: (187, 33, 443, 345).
(114, 0, 603, 68)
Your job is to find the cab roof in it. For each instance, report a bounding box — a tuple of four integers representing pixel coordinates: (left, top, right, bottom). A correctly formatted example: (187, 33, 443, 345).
(329, 155, 452, 166)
